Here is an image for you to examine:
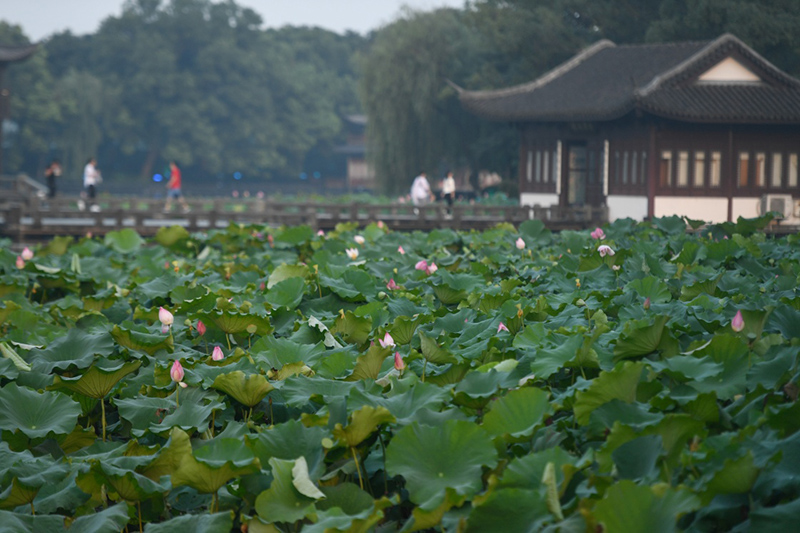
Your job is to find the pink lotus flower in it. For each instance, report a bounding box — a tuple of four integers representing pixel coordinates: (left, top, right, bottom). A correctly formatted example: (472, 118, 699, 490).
(379, 332, 395, 349)
(317, 230, 325, 236)
(612, 265, 621, 271)
(498, 322, 509, 333)
(398, 246, 405, 255)
(643, 297, 651, 310)
(170, 360, 185, 383)
(515, 238, 525, 250)
(394, 352, 405, 371)
(354, 235, 365, 245)
(591, 227, 606, 240)
(346, 248, 359, 260)
(197, 320, 206, 336)
(426, 262, 438, 275)
(164, 261, 170, 269)
(415, 260, 428, 271)
(21, 247, 33, 261)
(377, 221, 386, 229)
(267, 234, 274, 247)
(158, 307, 174, 326)
(161, 325, 169, 334)
(387, 279, 398, 290)
(259, 282, 266, 291)
(212, 345, 225, 361)
(731, 310, 745, 332)
(15, 256, 24, 269)
(597, 245, 615, 257)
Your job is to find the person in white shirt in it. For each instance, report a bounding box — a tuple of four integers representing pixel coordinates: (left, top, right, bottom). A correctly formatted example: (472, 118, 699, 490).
(410, 172, 433, 208)
(442, 171, 456, 214)
(81, 157, 102, 212)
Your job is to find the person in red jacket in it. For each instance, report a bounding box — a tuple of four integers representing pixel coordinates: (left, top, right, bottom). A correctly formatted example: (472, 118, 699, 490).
(164, 160, 190, 212)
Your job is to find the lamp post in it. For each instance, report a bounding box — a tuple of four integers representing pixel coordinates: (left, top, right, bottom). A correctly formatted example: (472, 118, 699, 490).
(0, 43, 39, 176)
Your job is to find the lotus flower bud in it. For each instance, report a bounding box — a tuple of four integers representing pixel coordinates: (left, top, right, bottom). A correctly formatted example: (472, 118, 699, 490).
(394, 352, 405, 371)
(379, 332, 395, 349)
(398, 246, 405, 255)
(354, 235, 365, 245)
(197, 320, 206, 336)
(212, 345, 225, 361)
(643, 297, 651, 310)
(21, 247, 33, 260)
(387, 279, 398, 290)
(731, 310, 745, 332)
(591, 228, 606, 240)
(15, 256, 24, 269)
(170, 360, 184, 383)
(415, 260, 428, 271)
(515, 238, 525, 250)
(159, 307, 174, 326)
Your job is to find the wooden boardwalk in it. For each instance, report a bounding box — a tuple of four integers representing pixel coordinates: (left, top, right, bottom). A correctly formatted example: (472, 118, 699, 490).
(0, 194, 608, 243)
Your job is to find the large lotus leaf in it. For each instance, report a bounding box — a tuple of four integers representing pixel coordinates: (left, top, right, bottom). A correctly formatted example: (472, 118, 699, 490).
(385, 420, 498, 511)
(212, 371, 274, 407)
(370, 378, 450, 426)
(265, 276, 306, 311)
(574, 361, 643, 425)
(268, 264, 310, 289)
(251, 336, 325, 370)
(466, 487, 549, 533)
(90, 462, 169, 502)
(347, 345, 390, 381)
(255, 457, 318, 524)
(111, 325, 173, 355)
(114, 396, 175, 438)
(389, 315, 423, 345)
(0, 383, 81, 439)
(143, 511, 234, 533)
(613, 315, 672, 360)
(31, 472, 90, 515)
(452, 370, 511, 410)
(197, 309, 273, 336)
(149, 393, 224, 435)
(104, 228, 144, 254)
(593, 480, 700, 533)
(748, 497, 800, 532)
(331, 310, 372, 345)
(332, 405, 395, 448)
(0, 301, 21, 325)
(171, 435, 260, 494)
(611, 435, 663, 481)
(305, 488, 386, 533)
(248, 420, 327, 478)
(154, 225, 191, 247)
(320, 269, 376, 301)
(50, 359, 141, 399)
(767, 305, 800, 340)
(482, 387, 552, 439)
(526, 334, 583, 380)
(66, 502, 130, 532)
(279, 376, 358, 408)
(419, 330, 457, 365)
(0, 454, 71, 509)
(0, 510, 65, 532)
(499, 446, 581, 493)
(626, 276, 672, 303)
(703, 452, 760, 496)
(32, 328, 114, 373)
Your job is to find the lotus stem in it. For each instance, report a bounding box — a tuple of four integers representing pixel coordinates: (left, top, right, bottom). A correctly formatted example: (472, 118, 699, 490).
(226, 334, 231, 351)
(101, 398, 106, 442)
(138, 500, 143, 533)
(422, 360, 427, 383)
(30, 502, 35, 515)
(210, 410, 215, 437)
(351, 447, 364, 490)
(175, 386, 180, 408)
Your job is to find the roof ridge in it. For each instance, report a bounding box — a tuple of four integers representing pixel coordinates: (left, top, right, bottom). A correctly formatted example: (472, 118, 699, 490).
(457, 39, 615, 100)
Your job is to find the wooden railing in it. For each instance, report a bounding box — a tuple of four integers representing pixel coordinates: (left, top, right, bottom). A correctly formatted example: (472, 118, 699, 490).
(0, 194, 608, 242)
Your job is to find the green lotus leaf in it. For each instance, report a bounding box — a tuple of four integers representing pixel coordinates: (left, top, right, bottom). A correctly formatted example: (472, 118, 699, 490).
(247, 420, 327, 478)
(90, 462, 169, 502)
(50, 359, 141, 399)
(291, 456, 326, 500)
(197, 309, 273, 336)
(498, 446, 581, 493)
(627, 276, 672, 303)
(255, 457, 318, 524)
(574, 361, 643, 425)
(250, 337, 325, 371)
(319, 269, 375, 301)
(142, 511, 234, 533)
(593, 480, 700, 533)
(419, 330, 456, 365)
(31, 472, 90, 515)
(0, 510, 65, 532)
(149, 393, 224, 435)
(385, 419, 498, 511)
(614, 315, 674, 361)
(333, 405, 395, 448)
(0, 301, 21, 325)
(111, 325, 174, 355)
(466, 487, 549, 533)
(267, 263, 310, 289)
(389, 315, 423, 345)
(346, 344, 389, 381)
(114, 396, 175, 438)
(526, 334, 583, 380)
(0, 451, 71, 509)
(749, 497, 800, 532)
(0, 341, 30, 372)
(703, 452, 760, 496)
(482, 387, 552, 439)
(104, 228, 144, 254)
(212, 371, 274, 407)
(155, 225, 191, 247)
(265, 276, 305, 310)
(611, 435, 663, 481)
(171, 433, 260, 494)
(0, 383, 81, 439)
(373, 377, 451, 426)
(331, 310, 372, 344)
(31, 328, 114, 373)
(66, 502, 131, 532)
(452, 370, 511, 410)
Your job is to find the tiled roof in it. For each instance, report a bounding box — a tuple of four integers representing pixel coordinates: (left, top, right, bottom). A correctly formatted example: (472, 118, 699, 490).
(0, 44, 39, 64)
(458, 34, 800, 124)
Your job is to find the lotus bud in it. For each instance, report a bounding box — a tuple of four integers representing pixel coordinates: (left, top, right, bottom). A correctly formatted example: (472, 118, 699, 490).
(197, 320, 207, 336)
(212, 345, 225, 361)
(515, 238, 525, 250)
(387, 278, 398, 290)
(354, 235, 365, 245)
(170, 360, 185, 383)
(398, 245, 405, 255)
(498, 322, 509, 333)
(731, 310, 745, 332)
(21, 247, 33, 260)
(317, 229, 325, 236)
(643, 297, 651, 310)
(379, 332, 395, 349)
(415, 260, 428, 271)
(15, 256, 24, 269)
(591, 227, 606, 240)
(377, 220, 386, 229)
(158, 307, 174, 326)
(394, 352, 405, 371)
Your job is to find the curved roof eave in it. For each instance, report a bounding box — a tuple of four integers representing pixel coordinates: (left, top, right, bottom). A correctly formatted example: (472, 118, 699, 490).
(0, 43, 39, 63)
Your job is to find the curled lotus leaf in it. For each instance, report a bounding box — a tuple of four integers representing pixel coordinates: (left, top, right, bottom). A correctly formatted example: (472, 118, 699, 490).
(111, 325, 174, 355)
(211, 371, 274, 407)
(332, 405, 395, 448)
(50, 359, 141, 399)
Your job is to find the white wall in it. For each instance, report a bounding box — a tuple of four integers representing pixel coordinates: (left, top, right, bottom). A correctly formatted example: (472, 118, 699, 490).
(607, 195, 648, 222)
(732, 197, 761, 220)
(520, 192, 559, 207)
(655, 196, 728, 223)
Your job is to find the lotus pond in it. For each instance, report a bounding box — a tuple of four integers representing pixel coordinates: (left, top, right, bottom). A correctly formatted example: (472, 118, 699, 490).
(1, 215, 799, 532)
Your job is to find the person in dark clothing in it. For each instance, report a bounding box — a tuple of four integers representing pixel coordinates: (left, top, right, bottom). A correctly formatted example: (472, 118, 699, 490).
(44, 159, 62, 198)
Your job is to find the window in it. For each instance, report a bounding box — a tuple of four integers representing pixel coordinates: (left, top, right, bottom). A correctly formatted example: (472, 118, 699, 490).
(677, 151, 689, 187)
(535, 151, 542, 183)
(710, 151, 721, 187)
(659, 151, 672, 187)
(694, 151, 705, 187)
(755, 152, 766, 187)
(771, 153, 782, 188)
(631, 152, 638, 185)
(526, 151, 533, 182)
(738, 152, 749, 187)
(790, 154, 798, 187)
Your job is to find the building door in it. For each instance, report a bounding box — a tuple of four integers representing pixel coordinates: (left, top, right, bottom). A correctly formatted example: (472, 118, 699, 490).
(565, 143, 587, 206)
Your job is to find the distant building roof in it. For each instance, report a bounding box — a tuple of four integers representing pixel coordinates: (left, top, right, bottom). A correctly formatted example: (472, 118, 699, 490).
(457, 34, 800, 124)
(0, 43, 39, 64)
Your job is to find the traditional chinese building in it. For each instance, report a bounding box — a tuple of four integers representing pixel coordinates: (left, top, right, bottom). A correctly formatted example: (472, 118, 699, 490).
(457, 34, 800, 223)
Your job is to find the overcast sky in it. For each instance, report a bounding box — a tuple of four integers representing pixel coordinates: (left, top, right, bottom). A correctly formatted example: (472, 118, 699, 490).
(1, 0, 467, 41)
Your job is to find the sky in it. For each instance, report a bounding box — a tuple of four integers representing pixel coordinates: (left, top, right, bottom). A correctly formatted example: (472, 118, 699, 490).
(0, 0, 467, 41)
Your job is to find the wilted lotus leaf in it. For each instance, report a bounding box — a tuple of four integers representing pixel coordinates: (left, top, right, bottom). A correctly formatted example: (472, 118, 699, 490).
(50, 359, 141, 399)
(332, 405, 395, 448)
(212, 371, 274, 407)
(385, 420, 498, 511)
(111, 324, 174, 355)
(0, 383, 81, 439)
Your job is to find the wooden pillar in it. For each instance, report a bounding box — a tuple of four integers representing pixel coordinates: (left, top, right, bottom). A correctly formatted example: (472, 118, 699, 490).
(647, 124, 657, 219)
